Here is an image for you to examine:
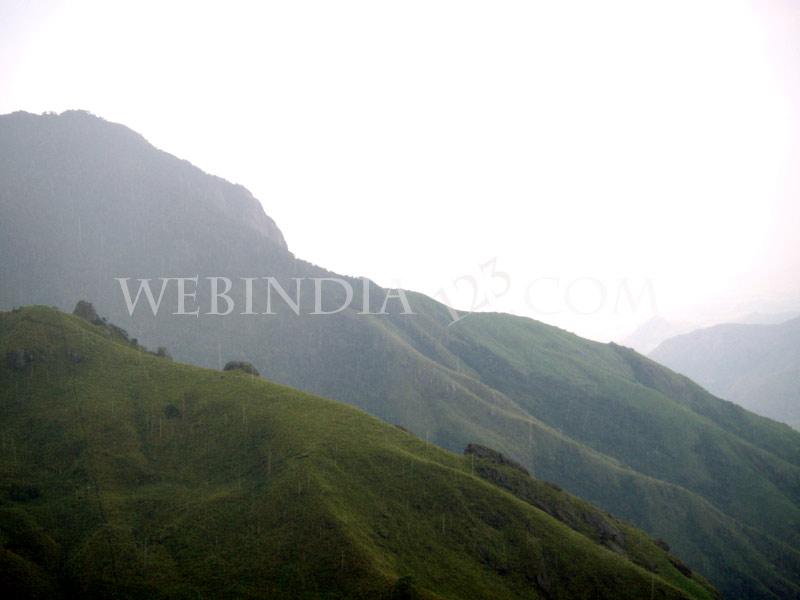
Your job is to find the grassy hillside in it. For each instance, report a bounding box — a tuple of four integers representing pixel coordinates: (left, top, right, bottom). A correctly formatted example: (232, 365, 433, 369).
(0, 306, 719, 599)
(2, 110, 800, 598)
(411, 310, 800, 598)
(443, 312, 800, 540)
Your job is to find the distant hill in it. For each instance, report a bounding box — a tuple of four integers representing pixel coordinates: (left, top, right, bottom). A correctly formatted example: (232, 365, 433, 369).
(0, 306, 719, 599)
(651, 317, 800, 429)
(2, 110, 800, 598)
(736, 311, 800, 325)
(622, 311, 800, 355)
(621, 317, 697, 354)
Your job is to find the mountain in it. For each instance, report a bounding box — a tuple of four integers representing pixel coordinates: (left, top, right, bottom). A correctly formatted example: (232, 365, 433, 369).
(621, 317, 697, 354)
(651, 318, 800, 429)
(0, 306, 720, 599)
(2, 110, 800, 598)
(621, 311, 800, 355)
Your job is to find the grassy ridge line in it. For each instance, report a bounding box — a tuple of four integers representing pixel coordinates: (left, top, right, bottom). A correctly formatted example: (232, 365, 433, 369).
(3, 306, 796, 598)
(464, 446, 718, 600)
(0, 306, 711, 599)
(613, 342, 800, 464)
(373, 307, 800, 598)
(229, 299, 800, 599)
(445, 313, 800, 542)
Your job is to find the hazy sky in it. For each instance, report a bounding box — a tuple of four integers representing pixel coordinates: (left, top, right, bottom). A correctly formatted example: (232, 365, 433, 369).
(2, 0, 798, 340)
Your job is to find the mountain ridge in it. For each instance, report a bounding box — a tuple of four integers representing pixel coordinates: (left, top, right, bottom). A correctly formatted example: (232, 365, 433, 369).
(0, 305, 719, 599)
(2, 110, 799, 598)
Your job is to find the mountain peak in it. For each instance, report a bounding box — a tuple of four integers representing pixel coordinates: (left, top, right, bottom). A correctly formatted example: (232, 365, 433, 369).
(0, 109, 288, 252)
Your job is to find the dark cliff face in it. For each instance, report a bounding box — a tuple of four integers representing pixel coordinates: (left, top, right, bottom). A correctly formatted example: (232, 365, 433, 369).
(0, 110, 288, 253)
(0, 109, 294, 321)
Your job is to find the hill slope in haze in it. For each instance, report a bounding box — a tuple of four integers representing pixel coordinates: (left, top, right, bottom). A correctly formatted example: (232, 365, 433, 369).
(2, 110, 800, 599)
(651, 318, 800, 429)
(621, 317, 697, 354)
(0, 306, 719, 599)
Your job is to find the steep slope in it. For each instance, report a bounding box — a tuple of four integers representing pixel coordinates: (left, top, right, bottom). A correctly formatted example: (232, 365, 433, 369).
(2, 110, 800, 598)
(0, 306, 718, 599)
(651, 318, 800, 429)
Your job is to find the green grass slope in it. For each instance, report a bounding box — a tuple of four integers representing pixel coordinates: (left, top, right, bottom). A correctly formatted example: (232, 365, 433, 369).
(0, 306, 717, 600)
(443, 312, 800, 539)
(359, 303, 800, 597)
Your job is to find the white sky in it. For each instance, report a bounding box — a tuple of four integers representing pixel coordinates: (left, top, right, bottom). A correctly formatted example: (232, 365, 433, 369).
(2, 0, 798, 340)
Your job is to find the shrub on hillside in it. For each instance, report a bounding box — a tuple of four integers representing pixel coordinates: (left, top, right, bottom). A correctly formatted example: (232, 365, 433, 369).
(72, 300, 100, 323)
(164, 404, 182, 419)
(223, 361, 260, 376)
(72, 300, 138, 348)
(6, 349, 34, 371)
(8, 484, 41, 502)
(391, 576, 419, 600)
